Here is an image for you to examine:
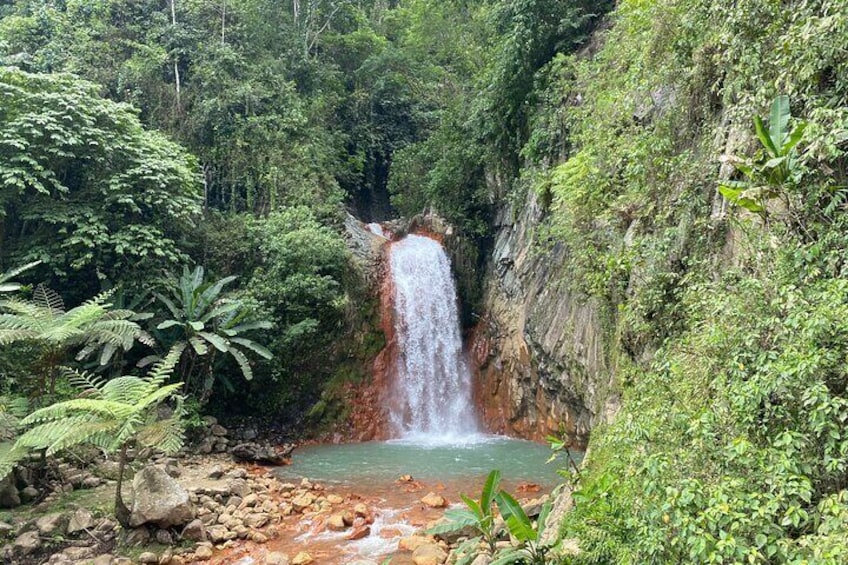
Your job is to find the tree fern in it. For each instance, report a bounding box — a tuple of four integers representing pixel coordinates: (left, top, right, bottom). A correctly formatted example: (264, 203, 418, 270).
(0, 284, 150, 393)
(0, 349, 184, 525)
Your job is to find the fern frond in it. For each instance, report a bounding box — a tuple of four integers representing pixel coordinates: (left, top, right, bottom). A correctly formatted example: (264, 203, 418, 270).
(43, 420, 122, 456)
(0, 328, 39, 345)
(83, 288, 116, 308)
(33, 285, 64, 315)
(100, 376, 152, 405)
(0, 443, 29, 480)
(21, 398, 134, 425)
(16, 414, 101, 449)
(146, 345, 183, 387)
(136, 417, 184, 454)
(135, 383, 183, 412)
(63, 367, 106, 398)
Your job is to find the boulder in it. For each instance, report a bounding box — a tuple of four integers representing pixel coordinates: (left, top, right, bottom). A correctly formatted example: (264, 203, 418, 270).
(399, 536, 432, 552)
(412, 543, 448, 565)
(327, 513, 347, 531)
(0, 475, 21, 508)
(35, 512, 67, 535)
(92, 555, 114, 565)
(67, 508, 95, 535)
(228, 478, 251, 498)
(129, 466, 195, 528)
(181, 519, 206, 542)
(194, 543, 214, 560)
(19, 485, 39, 503)
(243, 513, 269, 529)
(420, 492, 447, 508)
(230, 442, 293, 466)
(13, 531, 41, 556)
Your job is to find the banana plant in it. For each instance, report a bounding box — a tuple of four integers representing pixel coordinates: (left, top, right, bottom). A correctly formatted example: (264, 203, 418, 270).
(153, 266, 272, 400)
(426, 469, 503, 555)
(719, 95, 807, 218)
(491, 491, 554, 565)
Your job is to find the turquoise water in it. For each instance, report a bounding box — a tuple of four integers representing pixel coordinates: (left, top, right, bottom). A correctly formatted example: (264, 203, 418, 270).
(275, 435, 580, 488)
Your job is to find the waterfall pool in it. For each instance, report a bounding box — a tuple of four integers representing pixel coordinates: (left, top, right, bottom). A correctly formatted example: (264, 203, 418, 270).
(275, 435, 574, 488)
(251, 436, 581, 564)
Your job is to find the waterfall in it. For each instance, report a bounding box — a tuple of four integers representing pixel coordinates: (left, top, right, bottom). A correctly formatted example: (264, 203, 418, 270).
(388, 234, 479, 439)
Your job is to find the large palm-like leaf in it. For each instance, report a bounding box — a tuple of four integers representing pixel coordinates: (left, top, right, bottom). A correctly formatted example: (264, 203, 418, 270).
(0, 261, 41, 295)
(153, 266, 272, 398)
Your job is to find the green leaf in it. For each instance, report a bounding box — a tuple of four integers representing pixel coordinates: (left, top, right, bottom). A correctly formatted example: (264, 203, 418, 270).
(495, 490, 536, 542)
(481, 469, 501, 513)
(230, 337, 273, 360)
(198, 331, 229, 353)
(769, 94, 791, 149)
(754, 115, 779, 157)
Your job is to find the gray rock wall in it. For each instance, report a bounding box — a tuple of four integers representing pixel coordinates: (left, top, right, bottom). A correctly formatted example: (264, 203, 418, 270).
(471, 189, 619, 446)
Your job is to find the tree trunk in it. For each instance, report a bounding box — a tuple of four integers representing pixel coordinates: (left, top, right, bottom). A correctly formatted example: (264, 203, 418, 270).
(170, 0, 181, 114)
(114, 443, 131, 527)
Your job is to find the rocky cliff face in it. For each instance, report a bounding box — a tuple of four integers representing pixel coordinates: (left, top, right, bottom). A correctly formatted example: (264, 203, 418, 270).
(470, 190, 619, 447)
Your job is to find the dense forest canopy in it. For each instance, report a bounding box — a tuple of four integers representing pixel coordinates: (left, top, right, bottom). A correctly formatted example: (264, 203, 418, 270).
(2, 0, 848, 562)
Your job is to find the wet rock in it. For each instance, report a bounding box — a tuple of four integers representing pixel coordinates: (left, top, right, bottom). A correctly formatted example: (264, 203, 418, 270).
(291, 552, 313, 565)
(67, 508, 95, 535)
(291, 493, 315, 512)
(181, 519, 206, 542)
(264, 552, 289, 565)
(230, 442, 293, 466)
(353, 503, 369, 516)
(130, 466, 194, 528)
(326, 494, 343, 505)
(420, 492, 447, 508)
(327, 513, 347, 531)
(412, 543, 448, 565)
(347, 524, 371, 540)
(251, 531, 268, 543)
(14, 531, 41, 555)
(399, 535, 433, 552)
(341, 510, 355, 526)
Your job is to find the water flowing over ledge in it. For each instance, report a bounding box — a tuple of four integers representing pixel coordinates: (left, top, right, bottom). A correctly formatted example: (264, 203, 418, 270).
(387, 234, 479, 439)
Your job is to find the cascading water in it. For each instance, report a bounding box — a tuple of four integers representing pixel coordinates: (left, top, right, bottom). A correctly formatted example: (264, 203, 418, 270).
(387, 234, 479, 439)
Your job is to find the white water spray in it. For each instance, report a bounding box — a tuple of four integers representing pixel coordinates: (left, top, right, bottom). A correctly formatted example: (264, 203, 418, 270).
(388, 234, 479, 440)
